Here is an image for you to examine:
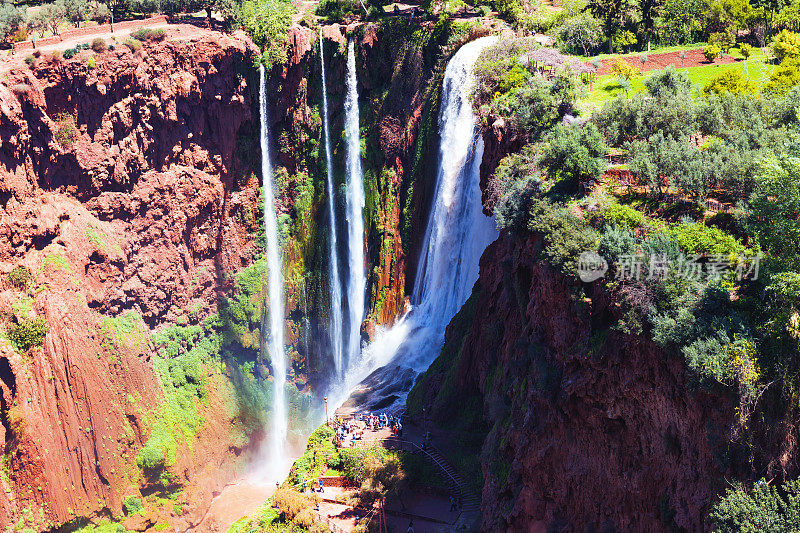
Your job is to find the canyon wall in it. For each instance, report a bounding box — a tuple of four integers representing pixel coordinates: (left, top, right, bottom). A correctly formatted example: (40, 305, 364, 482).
(0, 32, 266, 530)
(408, 230, 738, 531)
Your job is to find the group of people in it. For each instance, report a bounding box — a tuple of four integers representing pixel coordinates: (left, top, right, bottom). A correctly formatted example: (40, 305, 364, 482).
(360, 411, 403, 436)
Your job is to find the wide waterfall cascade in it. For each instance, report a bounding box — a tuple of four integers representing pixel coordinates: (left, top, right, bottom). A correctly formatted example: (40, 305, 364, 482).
(344, 40, 367, 372)
(258, 65, 289, 482)
(332, 36, 499, 409)
(320, 31, 345, 377)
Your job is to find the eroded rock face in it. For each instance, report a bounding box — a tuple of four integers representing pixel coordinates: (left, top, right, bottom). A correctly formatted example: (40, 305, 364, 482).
(0, 32, 260, 528)
(415, 231, 735, 532)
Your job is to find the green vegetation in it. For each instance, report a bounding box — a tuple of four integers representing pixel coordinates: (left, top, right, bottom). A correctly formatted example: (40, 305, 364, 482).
(285, 425, 338, 486)
(130, 27, 165, 42)
(7, 317, 48, 352)
(7, 266, 31, 290)
(709, 479, 800, 531)
(122, 496, 144, 516)
(72, 520, 134, 533)
(240, 0, 295, 69)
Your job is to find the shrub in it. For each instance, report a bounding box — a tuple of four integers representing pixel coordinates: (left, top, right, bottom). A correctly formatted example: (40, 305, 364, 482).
(703, 45, 721, 62)
(527, 198, 598, 277)
(766, 57, 800, 95)
(703, 69, 757, 95)
(609, 58, 639, 81)
(709, 31, 735, 53)
(24, 55, 35, 67)
(739, 42, 753, 59)
(709, 479, 800, 532)
(771, 29, 800, 62)
(7, 266, 31, 289)
(123, 38, 142, 52)
(123, 496, 144, 516)
(591, 201, 646, 228)
(131, 28, 166, 42)
(11, 28, 27, 42)
(7, 317, 48, 351)
(91, 37, 107, 53)
(540, 123, 607, 189)
(241, 0, 295, 69)
(53, 114, 78, 149)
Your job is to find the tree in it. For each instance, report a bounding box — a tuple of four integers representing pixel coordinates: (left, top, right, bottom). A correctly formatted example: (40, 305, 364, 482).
(585, 0, 636, 53)
(240, 0, 295, 69)
(747, 149, 800, 259)
(639, 0, 664, 50)
(0, 0, 26, 40)
(63, 0, 89, 26)
(771, 29, 800, 62)
(556, 13, 604, 55)
(656, 0, 704, 44)
(36, 2, 66, 36)
(766, 56, 800, 94)
(540, 123, 608, 189)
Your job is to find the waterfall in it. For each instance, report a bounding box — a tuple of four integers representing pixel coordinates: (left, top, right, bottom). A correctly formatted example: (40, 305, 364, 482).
(333, 36, 499, 409)
(258, 65, 288, 481)
(320, 30, 345, 377)
(344, 40, 366, 372)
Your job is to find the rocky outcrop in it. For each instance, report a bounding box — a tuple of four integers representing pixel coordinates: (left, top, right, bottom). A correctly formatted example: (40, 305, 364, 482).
(0, 31, 261, 529)
(411, 231, 736, 532)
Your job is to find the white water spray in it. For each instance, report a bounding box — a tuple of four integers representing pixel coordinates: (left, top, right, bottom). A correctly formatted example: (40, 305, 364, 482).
(344, 40, 367, 372)
(333, 36, 499, 408)
(320, 30, 345, 377)
(258, 65, 288, 481)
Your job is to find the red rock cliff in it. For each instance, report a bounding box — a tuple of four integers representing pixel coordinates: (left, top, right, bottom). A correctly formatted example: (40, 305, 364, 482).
(0, 31, 263, 529)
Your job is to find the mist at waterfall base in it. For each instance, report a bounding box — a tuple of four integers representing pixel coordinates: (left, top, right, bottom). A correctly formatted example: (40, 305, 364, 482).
(329, 36, 499, 413)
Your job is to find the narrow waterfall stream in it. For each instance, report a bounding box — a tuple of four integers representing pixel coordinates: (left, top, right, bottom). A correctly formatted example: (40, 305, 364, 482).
(320, 30, 345, 377)
(258, 65, 289, 481)
(343, 40, 367, 374)
(332, 36, 499, 411)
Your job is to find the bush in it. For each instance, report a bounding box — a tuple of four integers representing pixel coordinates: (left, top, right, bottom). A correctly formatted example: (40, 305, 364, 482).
(123, 496, 144, 516)
(53, 114, 78, 149)
(123, 38, 142, 52)
(709, 31, 735, 53)
(703, 69, 757, 95)
(771, 29, 800, 63)
(540, 123, 607, 189)
(703, 45, 721, 62)
(91, 37, 107, 53)
(24, 55, 35, 67)
(591, 201, 646, 228)
(7, 266, 31, 289)
(241, 0, 295, 69)
(527, 198, 598, 277)
(739, 42, 753, 59)
(131, 28, 166, 42)
(766, 57, 800, 95)
(7, 317, 48, 351)
(62, 48, 77, 59)
(609, 58, 639, 81)
(709, 479, 800, 532)
(11, 28, 27, 42)
(314, 0, 360, 21)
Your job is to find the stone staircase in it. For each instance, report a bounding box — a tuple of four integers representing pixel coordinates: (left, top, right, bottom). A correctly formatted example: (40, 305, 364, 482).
(418, 443, 481, 513)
